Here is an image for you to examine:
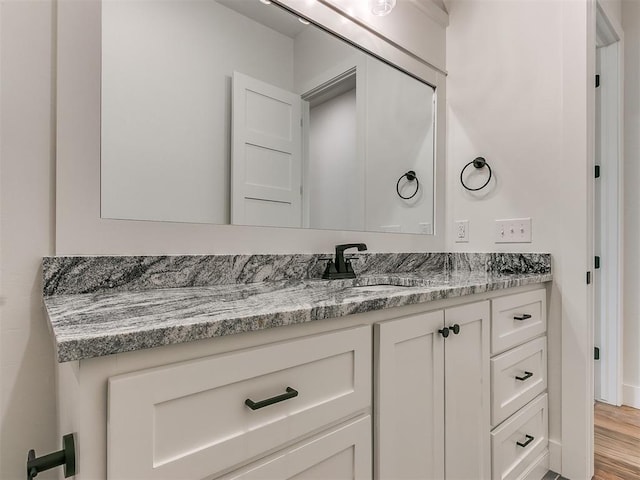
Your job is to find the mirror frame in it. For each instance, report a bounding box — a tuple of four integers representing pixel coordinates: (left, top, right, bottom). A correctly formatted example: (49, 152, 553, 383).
(56, 0, 446, 255)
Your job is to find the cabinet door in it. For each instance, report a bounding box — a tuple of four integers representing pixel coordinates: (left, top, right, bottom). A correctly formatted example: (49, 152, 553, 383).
(375, 310, 445, 480)
(444, 301, 491, 480)
(218, 415, 372, 480)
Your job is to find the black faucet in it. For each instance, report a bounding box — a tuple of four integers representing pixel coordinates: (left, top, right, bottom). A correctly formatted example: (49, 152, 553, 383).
(322, 243, 368, 280)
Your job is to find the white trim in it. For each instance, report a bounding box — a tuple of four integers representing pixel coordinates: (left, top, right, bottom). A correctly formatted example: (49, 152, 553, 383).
(301, 101, 310, 229)
(560, 0, 595, 478)
(594, 36, 624, 407)
(549, 439, 562, 474)
(409, 0, 449, 28)
(596, 1, 622, 47)
(56, 0, 447, 255)
(317, 0, 447, 75)
(623, 383, 640, 409)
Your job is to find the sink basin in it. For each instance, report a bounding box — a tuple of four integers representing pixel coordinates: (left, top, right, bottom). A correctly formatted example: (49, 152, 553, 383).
(353, 275, 437, 288)
(347, 284, 407, 292)
(319, 274, 450, 292)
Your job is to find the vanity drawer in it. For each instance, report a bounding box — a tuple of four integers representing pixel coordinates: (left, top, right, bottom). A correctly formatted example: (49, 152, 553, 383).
(107, 325, 371, 480)
(217, 415, 372, 480)
(491, 289, 546, 355)
(491, 337, 547, 427)
(491, 393, 548, 480)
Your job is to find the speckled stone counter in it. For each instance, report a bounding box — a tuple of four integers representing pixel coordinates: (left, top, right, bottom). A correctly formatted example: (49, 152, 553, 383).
(43, 252, 552, 362)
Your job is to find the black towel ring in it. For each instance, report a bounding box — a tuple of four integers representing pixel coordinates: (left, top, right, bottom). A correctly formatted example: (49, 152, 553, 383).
(460, 157, 492, 191)
(396, 171, 420, 200)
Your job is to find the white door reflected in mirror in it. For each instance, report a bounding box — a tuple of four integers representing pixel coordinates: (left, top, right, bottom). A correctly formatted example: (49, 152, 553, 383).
(231, 72, 303, 228)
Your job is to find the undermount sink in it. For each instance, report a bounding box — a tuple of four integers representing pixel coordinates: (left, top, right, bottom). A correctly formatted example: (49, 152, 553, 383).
(347, 284, 407, 292)
(349, 275, 443, 289)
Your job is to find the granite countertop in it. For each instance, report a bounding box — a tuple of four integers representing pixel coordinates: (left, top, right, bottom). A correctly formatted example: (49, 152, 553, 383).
(44, 270, 552, 362)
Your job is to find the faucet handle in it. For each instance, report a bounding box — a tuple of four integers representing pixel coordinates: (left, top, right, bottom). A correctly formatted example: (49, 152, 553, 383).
(344, 258, 355, 274)
(322, 260, 338, 278)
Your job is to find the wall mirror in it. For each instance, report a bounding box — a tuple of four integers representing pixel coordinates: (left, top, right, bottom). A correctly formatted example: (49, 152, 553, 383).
(101, 0, 437, 235)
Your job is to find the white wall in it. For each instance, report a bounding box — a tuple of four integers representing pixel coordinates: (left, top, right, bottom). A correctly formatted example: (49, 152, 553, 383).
(0, 1, 57, 479)
(446, 0, 593, 477)
(622, 0, 640, 408)
(101, 0, 294, 224)
(308, 88, 363, 231)
(365, 58, 435, 234)
(447, 0, 563, 253)
(601, 0, 622, 29)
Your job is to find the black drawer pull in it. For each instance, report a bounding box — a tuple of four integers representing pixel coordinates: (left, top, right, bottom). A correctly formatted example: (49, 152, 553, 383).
(245, 387, 298, 410)
(516, 434, 535, 448)
(515, 371, 534, 381)
(449, 324, 461, 335)
(438, 327, 450, 338)
(514, 314, 532, 321)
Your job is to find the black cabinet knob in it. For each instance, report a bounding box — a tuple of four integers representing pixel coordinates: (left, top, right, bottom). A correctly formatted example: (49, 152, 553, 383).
(438, 327, 450, 338)
(449, 324, 461, 335)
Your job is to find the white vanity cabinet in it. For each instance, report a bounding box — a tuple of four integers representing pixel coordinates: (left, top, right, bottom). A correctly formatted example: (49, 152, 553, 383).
(490, 289, 549, 480)
(374, 300, 491, 480)
(56, 284, 551, 480)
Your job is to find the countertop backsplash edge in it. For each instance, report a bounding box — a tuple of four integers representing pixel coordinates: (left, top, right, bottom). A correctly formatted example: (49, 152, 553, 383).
(42, 252, 551, 297)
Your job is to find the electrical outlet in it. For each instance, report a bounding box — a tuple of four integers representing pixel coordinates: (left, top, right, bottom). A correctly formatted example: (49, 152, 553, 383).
(455, 220, 469, 243)
(495, 218, 532, 243)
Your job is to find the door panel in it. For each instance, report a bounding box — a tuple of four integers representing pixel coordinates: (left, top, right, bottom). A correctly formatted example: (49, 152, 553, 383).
(444, 301, 491, 480)
(375, 310, 445, 480)
(232, 71, 302, 227)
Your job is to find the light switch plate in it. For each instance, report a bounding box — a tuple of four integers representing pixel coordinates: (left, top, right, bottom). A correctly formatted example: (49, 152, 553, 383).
(455, 220, 469, 243)
(495, 218, 532, 243)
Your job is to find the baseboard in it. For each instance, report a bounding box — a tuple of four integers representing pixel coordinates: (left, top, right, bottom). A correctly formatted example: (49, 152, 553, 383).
(548, 439, 562, 474)
(623, 383, 640, 409)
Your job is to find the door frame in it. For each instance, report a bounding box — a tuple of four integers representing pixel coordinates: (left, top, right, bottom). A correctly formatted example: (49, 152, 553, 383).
(301, 66, 363, 229)
(594, 0, 624, 407)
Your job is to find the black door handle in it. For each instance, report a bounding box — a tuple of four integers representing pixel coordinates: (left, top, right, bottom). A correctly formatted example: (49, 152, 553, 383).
(438, 327, 450, 338)
(245, 387, 298, 410)
(26, 434, 76, 480)
(514, 314, 532, 321)
(516, 434, 535, 448)
(515, 371, 534, 381)
(449, 324, 460, 335)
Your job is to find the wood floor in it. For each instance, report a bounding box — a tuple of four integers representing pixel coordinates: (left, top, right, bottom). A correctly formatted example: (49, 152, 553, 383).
(594, 402, 640, 479)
